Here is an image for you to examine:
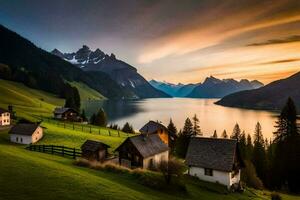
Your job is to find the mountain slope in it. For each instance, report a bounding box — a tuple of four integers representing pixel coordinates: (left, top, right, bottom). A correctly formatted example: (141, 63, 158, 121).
(0, 25, 133, 99)
(216, 71, 300, 110)
(52, 46, 170, 98)
(149, 80, 198, 97)
(188, 76, 263, 98)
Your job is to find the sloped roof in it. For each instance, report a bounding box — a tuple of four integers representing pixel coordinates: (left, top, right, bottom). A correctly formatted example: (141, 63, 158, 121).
(116, 134, 169, 158)
(81, 140, 110, 152)
(9, 123, 40, 136)
(139, 120, 168, 134)
(53, 107, 78, 114)
(186, 137, 239, 172)
(0, 108, 9, 114)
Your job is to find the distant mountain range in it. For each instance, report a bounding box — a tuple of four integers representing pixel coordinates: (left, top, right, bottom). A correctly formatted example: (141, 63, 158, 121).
(216, 71, 300, 110)
(149, 80, 198, 97)
(52, 46, 169, 99)
(150, 77, 263, 98)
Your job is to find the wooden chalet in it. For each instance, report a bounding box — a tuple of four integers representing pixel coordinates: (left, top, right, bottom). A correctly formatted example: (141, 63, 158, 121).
(53, 107, 80, 121)
(115, 134, 169, 169)
(81, 140, 110, 162)
(139, 121, 169, 145)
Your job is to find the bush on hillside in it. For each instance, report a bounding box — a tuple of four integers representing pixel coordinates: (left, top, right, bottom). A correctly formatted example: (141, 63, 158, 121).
(271, 192, 282, 200)
(241, 160, 264, 190)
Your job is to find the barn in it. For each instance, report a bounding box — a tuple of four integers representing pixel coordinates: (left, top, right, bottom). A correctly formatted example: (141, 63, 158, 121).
(9, 123, 43, 144)
(81, 140, 110, 162)
(115, 134, 169, 169)
(185, 137, 244, 189)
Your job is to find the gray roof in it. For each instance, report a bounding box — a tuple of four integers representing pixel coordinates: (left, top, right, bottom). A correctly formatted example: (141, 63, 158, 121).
(9, 124, 40, 136)
(0, 108, 9, 114)
(185, 137, 239, 172)
(81, 140, 110, 152)
(116, 134, 169, 158)
(53, 107, 78, 114)
(139, 120, 168, 134)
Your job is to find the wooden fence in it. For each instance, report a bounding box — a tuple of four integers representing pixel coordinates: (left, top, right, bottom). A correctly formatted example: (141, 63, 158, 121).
(26, 144, 82, 159)
(39, 116, 130, 138)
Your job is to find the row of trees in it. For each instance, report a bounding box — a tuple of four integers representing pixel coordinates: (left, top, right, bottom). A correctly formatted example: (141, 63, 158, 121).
(165, 98, 300, 193)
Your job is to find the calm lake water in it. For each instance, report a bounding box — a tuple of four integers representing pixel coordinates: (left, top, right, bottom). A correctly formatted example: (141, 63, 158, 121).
(83, 98, 278, 139)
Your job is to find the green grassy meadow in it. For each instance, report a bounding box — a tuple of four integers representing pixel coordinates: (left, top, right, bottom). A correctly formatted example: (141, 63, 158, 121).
(0, 79, 299, 200)
(69, 81, 106, 101)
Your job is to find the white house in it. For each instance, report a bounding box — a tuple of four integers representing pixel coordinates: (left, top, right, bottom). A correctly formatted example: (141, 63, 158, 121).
(185, 137, 244, 189)
(0, 108, 10, 126)
(115, 134, 169, 169)
(9, 123, 43, 144)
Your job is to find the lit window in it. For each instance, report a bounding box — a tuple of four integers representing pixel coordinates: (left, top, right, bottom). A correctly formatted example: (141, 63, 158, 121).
(204, 168, 213, 176)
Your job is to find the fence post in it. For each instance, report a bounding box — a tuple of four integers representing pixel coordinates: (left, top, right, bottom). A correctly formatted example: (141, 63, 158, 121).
(51, 145, 54, 154)
(73, 148, 76, 159)
(62, 146, 64, 157)
(109, 130, 111, 136)
(118, 130, 120, 137)
(42, 144, 45, 152)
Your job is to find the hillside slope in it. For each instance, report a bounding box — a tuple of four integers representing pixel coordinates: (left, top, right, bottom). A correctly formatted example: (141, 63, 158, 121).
(0, 25, 132, 99)
(216, 71, 300, 110)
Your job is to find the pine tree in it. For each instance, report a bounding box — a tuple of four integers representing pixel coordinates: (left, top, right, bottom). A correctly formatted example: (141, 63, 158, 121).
(272, 98, 300, 192)
(274, 97, 299, 141)
(212, 130, 218, 138)
(122, 122, 134, 134)
(192, 114, 201, 136)
(92, 108, 107, 127)
(246, 134, 253, 159)
(81, 109, 87, 121)
(175, 118, 194, 158)
(221, 130, 228, 138)
(231, 123, 241, 141)
(167, 119, 178, 153)
(252, 122, 267, 184)
(239, 131, 247, 158)
(183, 117, 194, 137)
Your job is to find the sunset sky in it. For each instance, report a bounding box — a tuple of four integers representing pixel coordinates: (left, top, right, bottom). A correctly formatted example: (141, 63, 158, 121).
(1, 0, 300, 84)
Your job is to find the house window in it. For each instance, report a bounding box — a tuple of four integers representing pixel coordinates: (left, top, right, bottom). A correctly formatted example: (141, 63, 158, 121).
(20, 138, 23, 143)
(204, 168, 213, 176)
(16, 137, 18, 142)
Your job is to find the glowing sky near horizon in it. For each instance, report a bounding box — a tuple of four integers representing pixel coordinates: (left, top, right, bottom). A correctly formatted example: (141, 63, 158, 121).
(0, 0, 300, 84)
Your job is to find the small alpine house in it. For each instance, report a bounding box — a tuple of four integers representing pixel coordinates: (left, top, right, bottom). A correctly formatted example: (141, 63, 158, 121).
(81, 140, 110, 162)
(185, 137, 244, 189)
(115, 134, 169, 169)
(139, 120, 169, 145)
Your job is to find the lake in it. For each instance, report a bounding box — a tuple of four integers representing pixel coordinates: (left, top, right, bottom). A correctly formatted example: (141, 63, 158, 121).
(83, 98, 279, 139)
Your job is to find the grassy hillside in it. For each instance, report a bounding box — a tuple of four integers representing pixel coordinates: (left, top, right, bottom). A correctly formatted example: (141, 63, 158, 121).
(0, 79, 64, 121)
(69, 81, 106, 101)
(0, 79, 299, 200)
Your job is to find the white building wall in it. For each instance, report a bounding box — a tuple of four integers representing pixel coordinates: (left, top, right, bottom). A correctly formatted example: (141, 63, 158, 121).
(189, 166, 233, 188)
(0, 112, 10, 126)
(10, 127, 43, 144)
(229, 170, 241, 186)
(143, 151, 169, 169)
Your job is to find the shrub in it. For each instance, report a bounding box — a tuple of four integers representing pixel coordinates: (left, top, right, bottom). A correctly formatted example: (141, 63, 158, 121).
(271, 192, 282, 200)
(241, 160, 264, 189)
(158, 158, 185, 184)
(73, 158, 91, 167)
